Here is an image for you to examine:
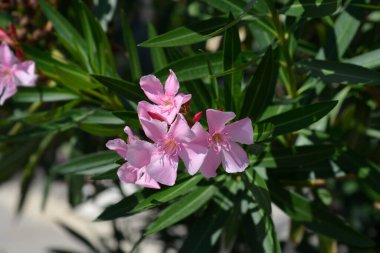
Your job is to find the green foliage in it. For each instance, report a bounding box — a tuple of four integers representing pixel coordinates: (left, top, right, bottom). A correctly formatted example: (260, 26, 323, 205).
(2, 0, 380, 252)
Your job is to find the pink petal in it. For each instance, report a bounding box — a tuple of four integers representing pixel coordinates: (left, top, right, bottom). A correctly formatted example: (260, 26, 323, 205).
(191, 122, 209, 147)
(117, 163, 139, 184)
(105, 138, 128, 158)
(139, 118, 168, 142)
(135, 170, 161, 189)
(221, 142, 249, 173)
(140, 74, 164, 104)
(199, 149, 222, 178)
(125, 140, 155, 168)
(224, 118, 254, 145)
(206, 109, 235, 134)
(14, 61, 37, 87)
(181, 94, 192, 104)
(179, 143, 208, 175)
(124, 126, 138, 143)
(0, 81, 17, 105)
(168, 114, 194, 142)
(146, 153, 178, 186)
(137, 101, 156, 120)
(0, 42, 17, 66)
(164, 69, 179, 96)
(161, 95, 184, 124)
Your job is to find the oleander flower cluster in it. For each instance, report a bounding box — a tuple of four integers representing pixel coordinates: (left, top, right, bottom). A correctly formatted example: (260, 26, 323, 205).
(0, 41, 38, 105)
(107, 70, 254, 189)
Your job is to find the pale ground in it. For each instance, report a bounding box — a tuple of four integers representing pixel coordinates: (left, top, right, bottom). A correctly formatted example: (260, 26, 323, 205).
(0, 173, 289, 253)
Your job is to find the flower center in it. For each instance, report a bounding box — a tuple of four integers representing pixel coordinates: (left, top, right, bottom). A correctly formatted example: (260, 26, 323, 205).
(209, 132, 230, 153)
(161, 138, 178, 156)
(159, 97, 175, 113)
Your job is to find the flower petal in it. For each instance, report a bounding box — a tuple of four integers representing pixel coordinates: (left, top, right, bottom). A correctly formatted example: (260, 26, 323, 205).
(199, 149, 221, 178)
(179, 143, 208, 175)
(124, 126, 138, 143)
(164, 69, 179, 96)
(0, 81, 17, 105)
(0, 42, 17, 66)
(168, 114, 194, 142)
(224, 118, 254, 145)
(139, 117, 168, 142)
(140, 74, 164, 104)
(146, 153, 178, 186)
(135, 170, 160, 189)
(126, 140, 156, 168)
(137, 101, 156, 120)
(117, 163, 139, 184)
(221, 142, 249, 173)
(106, 138, 128, 158)
(14, 61, 38, 87)
(191, 122, 209, 147)
(206, 109, 235, 134)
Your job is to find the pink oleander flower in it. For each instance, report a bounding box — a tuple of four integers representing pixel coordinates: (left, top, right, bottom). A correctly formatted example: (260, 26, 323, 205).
(139, 69, 191, 124)
(0, 42, 37, 105)
(106, 126, 160, 189)
(140, 114, 208, 186)
(199, 109, 254, 177)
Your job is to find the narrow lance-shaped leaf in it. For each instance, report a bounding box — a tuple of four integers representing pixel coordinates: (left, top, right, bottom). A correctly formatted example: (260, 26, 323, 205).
(254, 144, 336, 168)
(121, 11, 142, 81)
(155, 51, 254, 82)
(260, 101, 338, 136)
(269, 182, 375, 247)
(92, 75, 145, 102)
(178, 204, 226, 253)
(345, 49, 380, 69)
(97, 175, 203, 220)
(240, 47, 278, 121)
(223, 13, 242, 111)
(52, 151, 119, 175)
(297, 60, 380, 84)
(145, 185, 217, 235)
(148, 23, 168, 71)
(140, 17, 240, 48)
(283, 0, 341, 17)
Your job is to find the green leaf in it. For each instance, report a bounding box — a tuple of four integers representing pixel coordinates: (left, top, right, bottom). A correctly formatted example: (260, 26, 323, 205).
(178, 204, 225, 253)
(148, 23, 168, 71)
(112, 111, 140, 129)
(58, 222, 100, 253)
(139, 17, 230, 47)
(122, 11, 142, 81)
(52, 151, 119, 175)
(155, 51, 254, 82)
(17, 134, 55, 213)
(12, 88, 79, 103)
(97, 175, 203, 220)
(38, 0, 88, 67)
(203, 0, 247, 16)
(269, 182, 375, 248)
(331, 11, 360, 58)
(145, 185, 217, 235)
(260, 101, 338, 136)
(92, 75, 145, 102)
(345, 49, 380, 69)
(242, 169, 272, 214)
(255, 144, 336, 168)
(240, 47, 278, 121)
(284, 0, 341, 17)
(298, 60, 380, 84)
(254, 122, 274, 142)
(223, 14, 242, 111)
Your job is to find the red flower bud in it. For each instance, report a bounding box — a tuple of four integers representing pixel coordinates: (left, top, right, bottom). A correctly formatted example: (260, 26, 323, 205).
(192, 111, 203, 123)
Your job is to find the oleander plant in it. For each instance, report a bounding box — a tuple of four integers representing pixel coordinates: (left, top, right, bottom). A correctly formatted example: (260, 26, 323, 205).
(1, 0, 380, 252)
